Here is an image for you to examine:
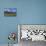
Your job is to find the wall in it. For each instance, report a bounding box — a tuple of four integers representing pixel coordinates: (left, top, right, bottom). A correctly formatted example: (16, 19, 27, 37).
(0, 0, 46, 44)
(19, 0, 46, 24)
(0, 0, 18, 44)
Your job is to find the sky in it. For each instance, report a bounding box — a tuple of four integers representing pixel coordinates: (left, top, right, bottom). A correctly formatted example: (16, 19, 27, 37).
(4, 8, 16, 12)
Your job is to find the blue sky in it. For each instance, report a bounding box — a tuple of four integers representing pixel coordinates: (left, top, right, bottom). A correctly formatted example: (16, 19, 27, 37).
(4, 8, 16, 12)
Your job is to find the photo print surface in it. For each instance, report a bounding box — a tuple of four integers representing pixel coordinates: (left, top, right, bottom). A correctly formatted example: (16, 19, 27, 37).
(4, 8, 16, 16)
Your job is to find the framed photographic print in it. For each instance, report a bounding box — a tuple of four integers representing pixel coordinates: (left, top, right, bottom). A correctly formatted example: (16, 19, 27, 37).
(4, 8, 16, 16)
